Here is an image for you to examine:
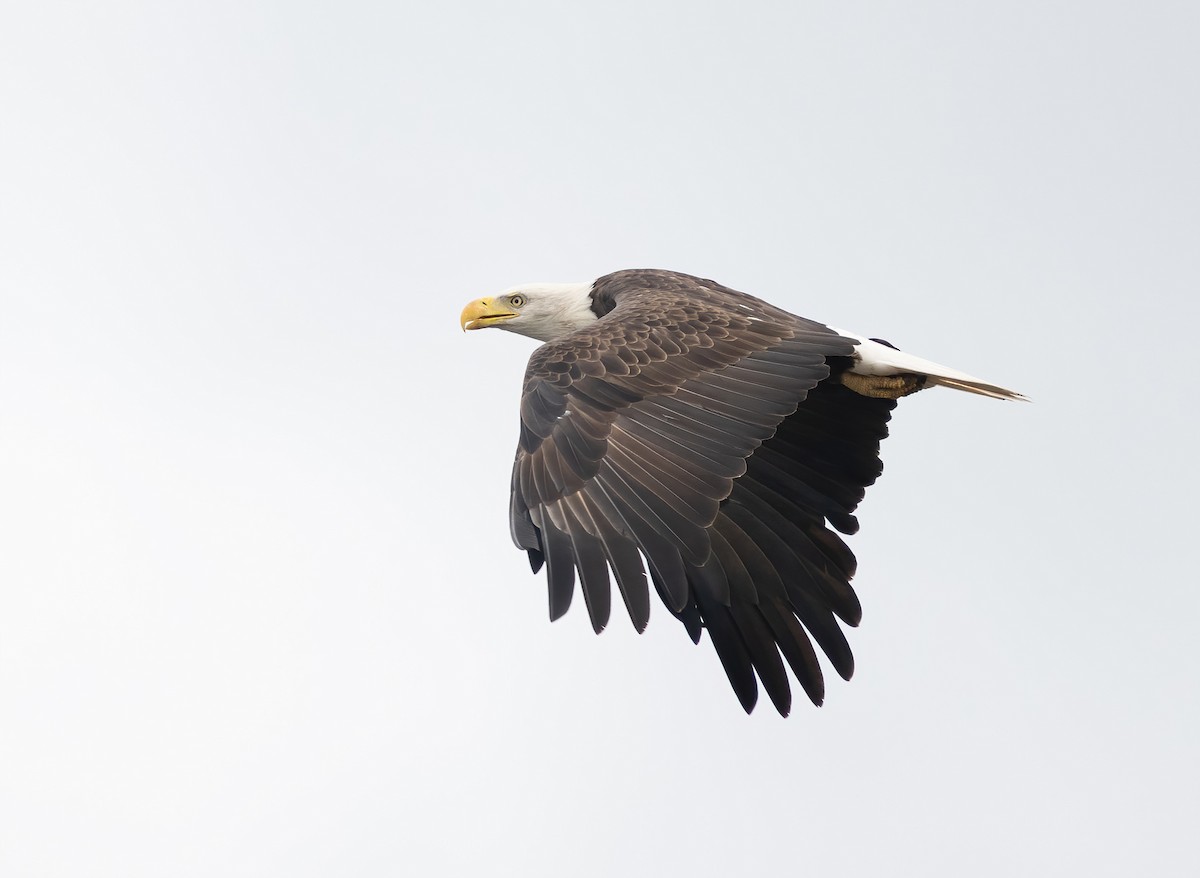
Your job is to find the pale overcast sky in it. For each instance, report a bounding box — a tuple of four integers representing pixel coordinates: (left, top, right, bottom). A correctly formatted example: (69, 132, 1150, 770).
(2, 2, 1198, 876)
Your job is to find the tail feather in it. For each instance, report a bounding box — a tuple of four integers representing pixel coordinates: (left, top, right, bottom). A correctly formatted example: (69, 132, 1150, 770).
(924, 375, 1027, 401)
(830, 327, 1028, 402)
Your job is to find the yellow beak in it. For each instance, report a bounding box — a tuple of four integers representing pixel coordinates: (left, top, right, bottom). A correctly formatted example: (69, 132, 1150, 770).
(460, 297, 518, 331)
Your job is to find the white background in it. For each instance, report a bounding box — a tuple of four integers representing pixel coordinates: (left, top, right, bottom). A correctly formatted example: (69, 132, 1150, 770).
(2, 2, 1197, 875)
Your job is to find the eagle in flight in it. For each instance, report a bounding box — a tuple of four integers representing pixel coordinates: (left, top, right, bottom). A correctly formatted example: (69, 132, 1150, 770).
(460, 269, 1024, 715)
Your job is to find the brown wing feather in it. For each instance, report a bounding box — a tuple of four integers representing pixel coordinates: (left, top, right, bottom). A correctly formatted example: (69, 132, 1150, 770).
(509, 270, 895, 715)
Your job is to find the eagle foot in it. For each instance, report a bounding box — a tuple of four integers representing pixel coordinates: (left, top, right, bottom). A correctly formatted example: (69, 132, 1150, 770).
(840, 372, 928, 399)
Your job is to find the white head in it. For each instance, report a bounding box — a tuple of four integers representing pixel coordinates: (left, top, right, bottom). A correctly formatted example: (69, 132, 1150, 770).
(460, 282, 598, 343)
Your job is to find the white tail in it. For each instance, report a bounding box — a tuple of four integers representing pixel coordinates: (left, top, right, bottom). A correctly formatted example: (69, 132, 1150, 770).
(830, 328, 1028, 402)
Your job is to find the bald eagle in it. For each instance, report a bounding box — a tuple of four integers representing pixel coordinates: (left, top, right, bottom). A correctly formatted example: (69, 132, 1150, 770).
(460, 269, 1024, 715)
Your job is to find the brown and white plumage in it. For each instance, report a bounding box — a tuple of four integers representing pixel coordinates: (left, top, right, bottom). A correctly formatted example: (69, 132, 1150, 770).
(460, 269, 1024, 715)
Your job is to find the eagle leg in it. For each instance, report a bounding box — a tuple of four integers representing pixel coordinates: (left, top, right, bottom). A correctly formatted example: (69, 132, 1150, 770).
(839, 372, 928, 399)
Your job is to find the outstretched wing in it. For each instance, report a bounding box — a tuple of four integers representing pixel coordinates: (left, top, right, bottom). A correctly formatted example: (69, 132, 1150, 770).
(509, 270, 894, 715)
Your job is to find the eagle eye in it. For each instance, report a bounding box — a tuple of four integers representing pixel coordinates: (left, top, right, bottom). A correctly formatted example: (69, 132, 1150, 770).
(507, 294, 526, 308)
